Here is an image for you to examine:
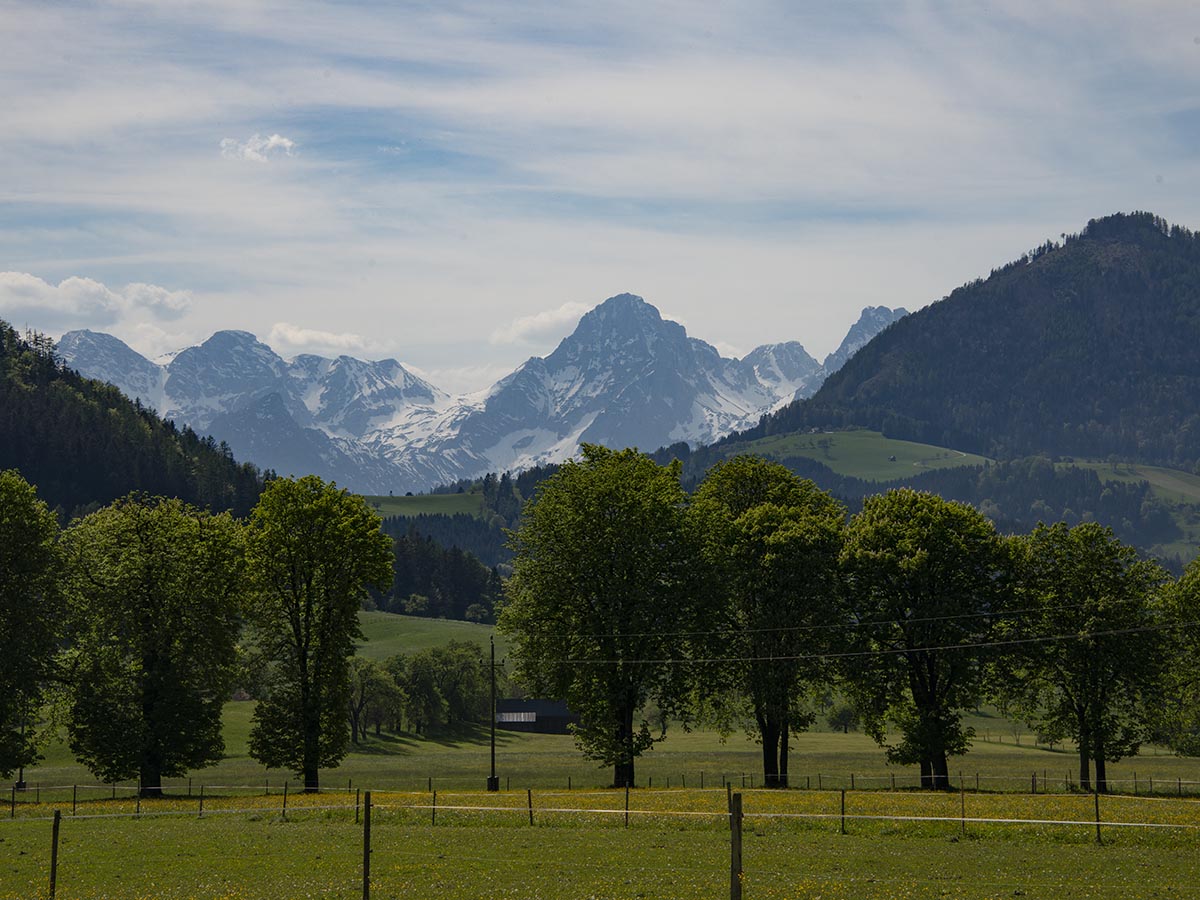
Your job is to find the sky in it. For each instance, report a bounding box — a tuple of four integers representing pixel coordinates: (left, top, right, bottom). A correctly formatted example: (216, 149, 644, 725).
(2, 1, 1199, 393)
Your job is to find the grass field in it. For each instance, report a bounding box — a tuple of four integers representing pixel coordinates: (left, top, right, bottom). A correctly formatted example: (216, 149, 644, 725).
(10, 697, 1200, 899)
(729, 430, 991, 481)
(362, 491, 486, 518)
(6, 783, 1200, 899)
(356, 610, 505, 660)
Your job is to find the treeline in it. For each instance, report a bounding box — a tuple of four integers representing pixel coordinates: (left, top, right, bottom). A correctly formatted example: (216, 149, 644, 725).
(346, 641, 510, 743)
(0, 323, 265, 519)
(0, 472, 392, 795)
(376, 527, 504, 622)
(739, 212, 1200, 471)
(501, 446, 1200, 791)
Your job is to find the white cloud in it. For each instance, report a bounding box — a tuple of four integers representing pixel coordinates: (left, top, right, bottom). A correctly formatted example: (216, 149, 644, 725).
(490, 301, 591, 345)
(219, 133, 296, 163)
(0, 272, 192, 332)
(267, 321, 375, 357)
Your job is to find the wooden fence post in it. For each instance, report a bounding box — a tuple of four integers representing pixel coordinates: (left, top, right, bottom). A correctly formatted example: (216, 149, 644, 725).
(432, 790, 437, 826)
(729, 792, 743, 900)
(362, 791, 371, 900)
(527, 788, 534, 826)
(49, 810, 61, 900)
(1094, 784, 1102, 845)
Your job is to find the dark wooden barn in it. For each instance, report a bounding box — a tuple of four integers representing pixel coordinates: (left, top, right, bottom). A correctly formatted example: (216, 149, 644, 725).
(495, 698, 578, 734)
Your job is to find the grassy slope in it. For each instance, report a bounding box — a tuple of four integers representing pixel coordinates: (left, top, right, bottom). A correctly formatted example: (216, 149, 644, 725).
(356, 610, 506, 660)
(728, 429, 991, 480)
(363, 490, 486, 518)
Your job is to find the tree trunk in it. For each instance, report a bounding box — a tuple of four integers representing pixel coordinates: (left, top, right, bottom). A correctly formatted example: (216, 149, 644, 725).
(613, 704, 635, 788)
(139, 766, 163, 798)
(1077, 721, 1091, 793)
(930, 752, 950, 791)
(303, 708, 321, 793)
(919, 758, 933, 790)
(1095, 736, 1108, 794)
(759, 714, 780, 788)
(778, 722, 790, 789)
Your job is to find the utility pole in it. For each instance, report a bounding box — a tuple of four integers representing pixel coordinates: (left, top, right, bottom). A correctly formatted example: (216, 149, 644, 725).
(487, 635, 500, 791)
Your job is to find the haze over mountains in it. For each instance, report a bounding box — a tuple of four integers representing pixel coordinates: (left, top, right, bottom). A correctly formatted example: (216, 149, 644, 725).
(58, 296, 906, 494)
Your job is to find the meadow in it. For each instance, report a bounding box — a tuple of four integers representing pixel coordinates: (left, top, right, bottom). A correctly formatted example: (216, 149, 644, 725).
(8, 698, 1200, 899)
(724, 430, 991, 481)
(362, 490, 486, 518)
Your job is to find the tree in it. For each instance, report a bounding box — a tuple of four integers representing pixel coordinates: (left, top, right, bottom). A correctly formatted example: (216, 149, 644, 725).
(1009, 522, 1167, 792)
(501, 445, 698, 787)
(690, 456, 845, 787)
(245, 476, 393, 791)
(346, 657, 400, 743)
(62, 495, 244, 795)
(0, 470, 62, 779)
(841, 489, 1010, 789)
(1160, 557, 1200, 755)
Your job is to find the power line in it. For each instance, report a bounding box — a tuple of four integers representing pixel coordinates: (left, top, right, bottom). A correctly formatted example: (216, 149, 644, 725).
(514, 618, 1200, 666)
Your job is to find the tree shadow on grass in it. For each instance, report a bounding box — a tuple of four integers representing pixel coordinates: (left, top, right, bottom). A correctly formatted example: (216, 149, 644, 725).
(348, 723, 521, 756)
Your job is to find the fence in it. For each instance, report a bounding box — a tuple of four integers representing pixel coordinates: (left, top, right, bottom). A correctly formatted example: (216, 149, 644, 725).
(7, 783, 1200, 899)
(12, 766, 1200, 820)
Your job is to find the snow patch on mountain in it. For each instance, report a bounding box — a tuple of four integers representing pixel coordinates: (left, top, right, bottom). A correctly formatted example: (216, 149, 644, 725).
(58, 295, 906, 493)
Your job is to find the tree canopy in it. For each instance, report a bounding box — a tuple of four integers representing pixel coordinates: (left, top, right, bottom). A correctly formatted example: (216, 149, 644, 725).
(1010, 522, 1168, 792)
(245, 475, 393, 791)
(841, 489, 1010, 789)
(62, 495, 245, 794)
(690, 456, 845, 787)
(501, 445, 699, 787)
(0, 470, 62, 778)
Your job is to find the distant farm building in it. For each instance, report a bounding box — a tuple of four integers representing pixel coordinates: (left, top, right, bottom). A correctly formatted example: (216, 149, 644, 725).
(496, 699, 578, 734)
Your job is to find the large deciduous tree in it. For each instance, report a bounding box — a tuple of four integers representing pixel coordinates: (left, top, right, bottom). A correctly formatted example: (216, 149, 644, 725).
(501, 445, 698, 787)
(1010, 522, 1166, 792)
(841, 489, 1010, 789)
(246, 476, 393, 791)
(0, 470, 62, 779)
(690, 456, 845, 788)
(63, 495, 244, 795)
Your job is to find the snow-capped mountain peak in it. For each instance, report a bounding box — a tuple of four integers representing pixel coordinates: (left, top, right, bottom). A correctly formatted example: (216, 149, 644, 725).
(58, 296, 906, 493)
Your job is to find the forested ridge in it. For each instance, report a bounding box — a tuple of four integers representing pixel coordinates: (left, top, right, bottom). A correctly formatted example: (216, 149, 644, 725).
(739, 212, 1200, 470)
(0, 321, 265, 518)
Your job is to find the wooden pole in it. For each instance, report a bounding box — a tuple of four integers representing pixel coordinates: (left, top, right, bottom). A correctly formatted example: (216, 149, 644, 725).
(362, 791, 372, 900)
(432, 790, 437, 826)
(527, 788, 534, 826)
(960, 778, 966, 836)
(1094, 784, 1102, 845)
(729, 792, 743, 900)
(49, 810, 61, 900)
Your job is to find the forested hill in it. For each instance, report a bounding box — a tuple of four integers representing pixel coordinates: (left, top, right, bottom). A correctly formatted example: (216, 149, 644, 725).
(0, 322, 265, 518)
(737, 212, 1200, 470)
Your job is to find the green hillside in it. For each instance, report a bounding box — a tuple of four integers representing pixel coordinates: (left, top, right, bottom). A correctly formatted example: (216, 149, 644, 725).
(364, 490, 486, 518)
(356, 610, 505, 659)
(720, 429, 989, 481)
(1, 322, 265, 517)
(749, 213, 1200, 473)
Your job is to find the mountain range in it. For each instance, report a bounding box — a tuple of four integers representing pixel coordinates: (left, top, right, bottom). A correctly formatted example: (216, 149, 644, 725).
(58, 295, 906, 494)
